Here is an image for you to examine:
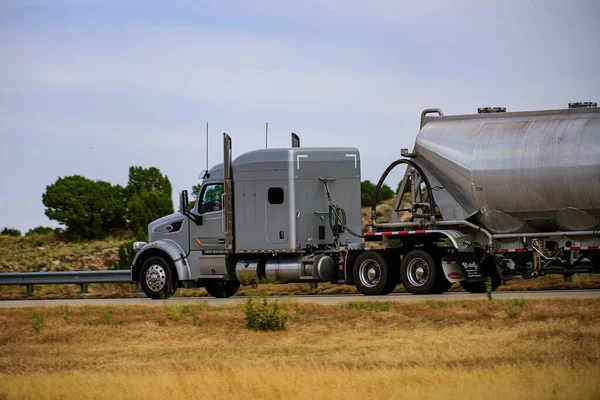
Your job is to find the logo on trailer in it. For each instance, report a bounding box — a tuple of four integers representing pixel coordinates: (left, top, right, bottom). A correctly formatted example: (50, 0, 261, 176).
(461, 261, 478, 271)
(448, 272, 463, 279)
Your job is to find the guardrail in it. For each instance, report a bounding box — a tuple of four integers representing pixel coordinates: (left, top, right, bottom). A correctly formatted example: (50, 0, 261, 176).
(0, 270, 135, 296)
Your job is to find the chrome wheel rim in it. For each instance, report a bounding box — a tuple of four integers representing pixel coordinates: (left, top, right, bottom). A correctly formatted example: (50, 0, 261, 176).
(146, 264, 166, 292)
(406, 258, 429, 287)
(358, 259, 381, 288)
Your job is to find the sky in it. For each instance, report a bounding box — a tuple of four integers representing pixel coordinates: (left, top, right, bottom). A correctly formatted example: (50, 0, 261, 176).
(1, 0, 599, 233)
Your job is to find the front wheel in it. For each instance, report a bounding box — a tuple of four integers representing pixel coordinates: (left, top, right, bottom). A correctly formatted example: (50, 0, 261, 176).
(400, 249, 451, 295)
(140, 257, 177, 299)
(205, 280, 241, 298)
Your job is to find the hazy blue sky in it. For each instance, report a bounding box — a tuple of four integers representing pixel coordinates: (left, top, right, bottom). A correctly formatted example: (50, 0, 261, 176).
(1, 0, 599, 232)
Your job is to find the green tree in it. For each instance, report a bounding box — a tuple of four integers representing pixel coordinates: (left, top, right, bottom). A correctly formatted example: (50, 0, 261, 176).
(379, 184, 394, 202)
(361, 180, 394, 207)
(361, 180, 375, 207)
(189, 183, 202, 209)
(397, 176, 412, 194)
(127, 166, 172, 198)
(25, 226, 54, 236)
(42, 175, 127, 240)
(127, 191, 173, 240)
(125, 166, 174, 239)
(1, 227, 21, 237)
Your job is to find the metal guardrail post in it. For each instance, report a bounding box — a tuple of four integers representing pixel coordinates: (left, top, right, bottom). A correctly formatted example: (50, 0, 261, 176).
(310, 282, 318, 291)
(80, 283, 88, 294)
(26, 285, 34, 297)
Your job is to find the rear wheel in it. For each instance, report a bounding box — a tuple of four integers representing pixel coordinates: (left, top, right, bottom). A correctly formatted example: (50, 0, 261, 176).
(140, 256, 177, 299)
(205, 280, 241, 298)
(353, 251, 392, 295)
(400, 249, 450, 295)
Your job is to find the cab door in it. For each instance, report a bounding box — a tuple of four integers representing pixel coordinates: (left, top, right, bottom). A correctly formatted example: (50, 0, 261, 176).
(189, 182, 228, 275)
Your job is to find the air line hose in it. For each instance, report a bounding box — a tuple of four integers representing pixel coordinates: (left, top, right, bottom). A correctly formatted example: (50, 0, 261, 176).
(321, 180, 363, 248)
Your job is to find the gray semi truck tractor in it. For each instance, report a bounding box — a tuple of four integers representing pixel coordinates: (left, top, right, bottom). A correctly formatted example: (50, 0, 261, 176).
(131, 103, 600, 299)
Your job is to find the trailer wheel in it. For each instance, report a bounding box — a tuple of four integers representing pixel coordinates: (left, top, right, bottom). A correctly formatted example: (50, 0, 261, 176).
(353, 251, 391, 295)
(400, 249, 449, 295)
(205, 280, 241, 298)
(140, 256, 177, 300)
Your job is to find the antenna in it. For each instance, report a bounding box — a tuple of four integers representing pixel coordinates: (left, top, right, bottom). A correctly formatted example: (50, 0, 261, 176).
(265, 122, 269, 148)
(206, 122, 209, 171)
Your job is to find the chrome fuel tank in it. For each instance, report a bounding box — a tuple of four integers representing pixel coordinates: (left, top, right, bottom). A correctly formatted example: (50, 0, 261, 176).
(415, 107, 600, 233)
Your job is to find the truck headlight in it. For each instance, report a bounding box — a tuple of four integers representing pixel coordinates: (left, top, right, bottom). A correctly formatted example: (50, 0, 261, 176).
(133, 241, 148, 252)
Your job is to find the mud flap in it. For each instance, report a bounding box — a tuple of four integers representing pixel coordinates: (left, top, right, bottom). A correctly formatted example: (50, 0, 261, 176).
(458, 254, 487, 282)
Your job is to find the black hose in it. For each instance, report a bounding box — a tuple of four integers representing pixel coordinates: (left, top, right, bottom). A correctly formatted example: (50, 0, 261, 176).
(371, 159, 437, 221)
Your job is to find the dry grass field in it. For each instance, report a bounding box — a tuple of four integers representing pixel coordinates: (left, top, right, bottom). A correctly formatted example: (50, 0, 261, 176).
(1, 298, 599, 399)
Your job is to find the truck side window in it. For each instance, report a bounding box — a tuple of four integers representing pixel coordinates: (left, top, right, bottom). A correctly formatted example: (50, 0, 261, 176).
(268, 187, 284, 204)
(200, 183, 224, 213)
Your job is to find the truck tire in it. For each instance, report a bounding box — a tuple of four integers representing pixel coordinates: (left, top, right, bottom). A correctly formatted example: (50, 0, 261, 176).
(205, 280, 241, 298)
(400, 249, 450, 295)
(353, 251, 392, 296)
(140, 256, 177, 300)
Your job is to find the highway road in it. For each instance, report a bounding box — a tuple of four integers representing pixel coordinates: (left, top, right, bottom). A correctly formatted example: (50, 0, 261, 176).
(1, 289, 599, 308)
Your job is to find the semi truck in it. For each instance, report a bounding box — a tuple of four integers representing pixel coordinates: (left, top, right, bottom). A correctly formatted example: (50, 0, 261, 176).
(131, 102, 600, 299)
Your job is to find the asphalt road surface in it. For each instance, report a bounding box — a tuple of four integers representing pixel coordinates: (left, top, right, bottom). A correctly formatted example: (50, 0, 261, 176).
(1, 290, 599, 308)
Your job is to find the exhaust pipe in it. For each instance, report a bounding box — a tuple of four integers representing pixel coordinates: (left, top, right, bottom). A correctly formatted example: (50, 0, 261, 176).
(223, 133, 234, 251)
(291, 133, 300, 148)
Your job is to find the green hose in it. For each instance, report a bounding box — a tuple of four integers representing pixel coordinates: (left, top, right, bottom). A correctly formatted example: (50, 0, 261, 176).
(329, 204, 363, 248)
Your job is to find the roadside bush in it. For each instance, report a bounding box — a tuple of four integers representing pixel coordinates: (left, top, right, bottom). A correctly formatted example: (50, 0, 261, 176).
(506, 298, 525, 319)
(25, 226, 54, 236)
(1, 227, 21, 237)
(116, 241, 136, 270)
(31, 310, 44, 332)
(245, 296, 287, 331)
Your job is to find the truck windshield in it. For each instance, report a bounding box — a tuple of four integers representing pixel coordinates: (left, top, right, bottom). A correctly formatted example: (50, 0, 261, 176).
(199, 183, 224, 213)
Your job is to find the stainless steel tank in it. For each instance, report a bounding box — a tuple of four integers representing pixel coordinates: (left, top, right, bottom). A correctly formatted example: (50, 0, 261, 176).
(414, 107, 600, 233)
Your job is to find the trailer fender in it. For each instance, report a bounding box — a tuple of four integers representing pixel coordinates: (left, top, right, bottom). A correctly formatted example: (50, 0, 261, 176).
(364, 229, 473, 250)
(131, 239, 190, 281)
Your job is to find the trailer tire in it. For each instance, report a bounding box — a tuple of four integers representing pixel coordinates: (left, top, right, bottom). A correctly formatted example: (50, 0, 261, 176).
(205, 280, 241, 298)
(400, 249, 449, 295)
(140, 256, 177, 300)
(353, 251, 391, 295)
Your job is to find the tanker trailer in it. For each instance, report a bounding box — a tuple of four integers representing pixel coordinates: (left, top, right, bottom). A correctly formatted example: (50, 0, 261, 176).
(365, 102, 600, 294)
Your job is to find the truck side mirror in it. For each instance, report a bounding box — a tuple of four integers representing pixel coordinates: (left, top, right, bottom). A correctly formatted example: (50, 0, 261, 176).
(180, 190, 189, 213)
(180, 190, 203, 225)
